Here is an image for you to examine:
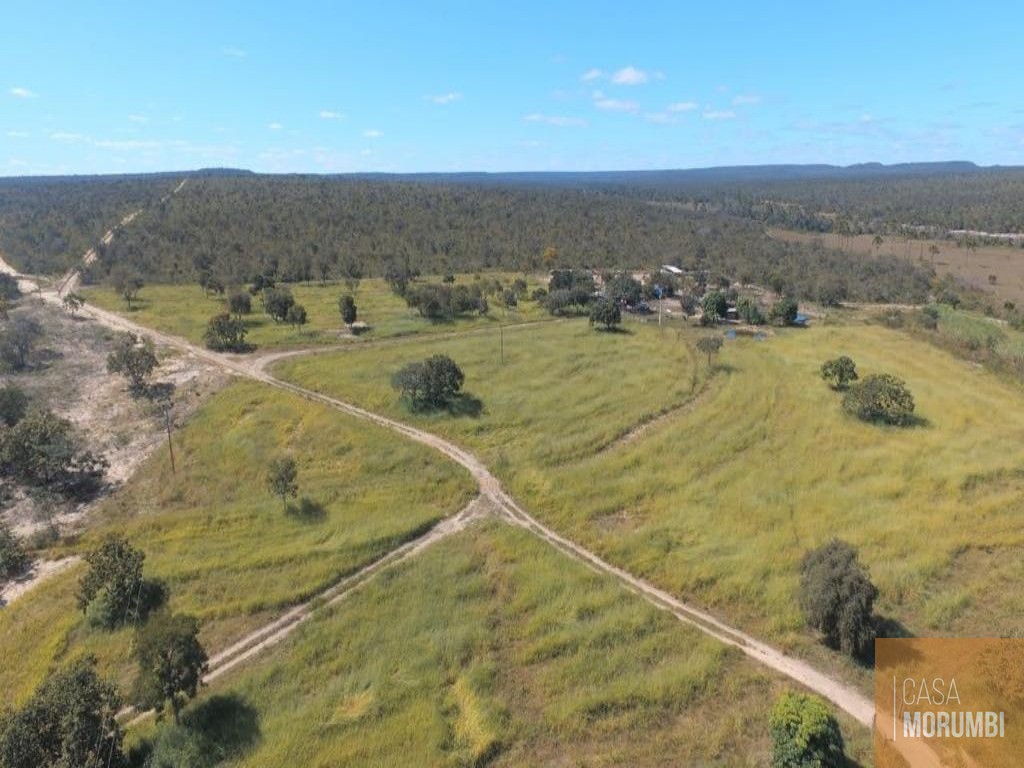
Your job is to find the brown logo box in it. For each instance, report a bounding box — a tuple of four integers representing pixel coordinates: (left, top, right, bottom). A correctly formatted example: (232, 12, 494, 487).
(875, 638, 1024, 767)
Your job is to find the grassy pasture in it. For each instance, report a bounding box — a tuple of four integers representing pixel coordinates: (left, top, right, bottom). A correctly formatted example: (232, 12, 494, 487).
(275, 317, 1024, 675)
(133, 523, 871, 767)
(769, 226, 1024, 305)
(83, 274, 548, 350)
(0, 380, 474, 704)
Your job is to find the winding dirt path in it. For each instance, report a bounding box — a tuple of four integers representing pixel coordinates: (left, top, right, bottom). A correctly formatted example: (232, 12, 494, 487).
(3, 191, 946, 763)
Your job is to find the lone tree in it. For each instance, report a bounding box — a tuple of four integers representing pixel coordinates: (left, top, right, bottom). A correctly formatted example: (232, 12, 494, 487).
(342, 257, 364, 295)
(799, 539, 878, 659)
(820, 356, 858, 390)
(106, 332, 158, 394)
(339, 294, 357, 326)
(588, 298, 621, 330)
(0, 656, 127, 768)
(285, 303, 308, 328)
(264, 287, 295, 323)
(77, 534, 164, 630)
(701, 291, 728, 325)
(266, 456, 298, 512)
(110, 267, 144, 310)
(62, 291, 85, 316)
(204, 313, 248, 352)
(769, 691, 845, 768)
(228, 291, 252, 317)
(696, 336, 724, 366)
(391, 354, 465, 411)
(841, 373, 915, 426)
(131, 612, 209, 724)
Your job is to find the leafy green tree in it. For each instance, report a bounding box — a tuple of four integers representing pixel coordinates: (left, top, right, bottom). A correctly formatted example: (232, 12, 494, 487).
(696, 336, 724, 366)
(588, 299, 621, 330)
(605, 273, 643, 306)
(62, 291, 85, 316)
(77, 533, 164, 629)
(769, 691, 845, 768)
(342, 257, 363, 294)
(263, 287, 295, 323)
(701, 291, 727, 325)
(799, 539, 877, 659)
(391, 355, 465, 411)
(106, 332, 158, 394)
(228, 291, 251, 317)
(511, 277, 528, 297)
(266, 457, 298, 512)
(0, 656, 127, 768)
(110, 266, 144, 310)
(285, 303, 307, 328)
(0, 384, 29, 426)
(338, 294, 357, 326)
(0, 409, 107, 499)
(770, 297, 800, 326)
(736, 297, 765, 325)
(820, 356, 857, 390)
(0, 316, 43, 371)
(203, 313, 248, 352)
(502, 289, 518, 311)
(841, 373, 915, 426)
(132, 612, 209, 724)
(0, 519, 29, 581)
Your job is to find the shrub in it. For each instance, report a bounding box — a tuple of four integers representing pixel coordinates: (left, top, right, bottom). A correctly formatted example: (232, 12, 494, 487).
(285, 304, 308, 327)
(204, 313, 248, 352)
(736, 296, 765, 325)
(701, 291, 727, 323)
(0, 316, 43, 371)
(530, 287, 548, 302)
(391, 354, 465, 411)
(0, 520, 29, 581)
(545, 287, 592, 316)
(106, 332, 159, 394)
(588, 299, 621, 330)
(605, 273, 643, 306)
(77, 534, 165, 629)
(0, 409, 107, 499)
(799, 539, 878, 659)
(769, 691, 845, 768)
(264, 287, 295, 322)
(338, 294, 357, 325)
(228, 291, 251, 316)
(842, 373, 915, 426)
(770, 297, 799, 326)
(820, 356, 857, 390)
(0, 384, 29, 426)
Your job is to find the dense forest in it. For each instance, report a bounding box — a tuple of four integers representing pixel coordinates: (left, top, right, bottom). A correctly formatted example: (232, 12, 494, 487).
(6, 165, 1007, 303)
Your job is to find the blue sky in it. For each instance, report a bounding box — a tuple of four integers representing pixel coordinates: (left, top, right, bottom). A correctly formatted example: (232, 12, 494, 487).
(3, 1, 1023, 175)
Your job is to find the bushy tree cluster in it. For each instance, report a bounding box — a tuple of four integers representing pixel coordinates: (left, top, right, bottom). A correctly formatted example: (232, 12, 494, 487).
(77, 534, 166, 629)
(841, 373, 915, 425)
(106, 332, 158, 394)
(799, 539, 878, 659)
(404, 283, 487, 320)
(769, 691, 845, 768)
(588, 299, 621, 330)
(820, 356, 858, 390)
(391, 354, 465, 411)
(204, 313, 248, 352)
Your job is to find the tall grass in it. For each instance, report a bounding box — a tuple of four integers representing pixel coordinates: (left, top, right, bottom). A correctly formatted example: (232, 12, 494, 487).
(137, 524, 872, 767)
(0, 380, 474, 703)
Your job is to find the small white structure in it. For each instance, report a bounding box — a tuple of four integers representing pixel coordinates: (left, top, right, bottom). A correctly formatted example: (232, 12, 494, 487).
(660, 264, 684, 276)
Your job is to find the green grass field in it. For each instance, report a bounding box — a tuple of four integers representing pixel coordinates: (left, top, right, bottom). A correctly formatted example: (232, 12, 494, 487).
(275, 317, 1024, 676)
(130, 523, 871, 767)
(0, 380, 474, 705)
(83, 275, 549, 350)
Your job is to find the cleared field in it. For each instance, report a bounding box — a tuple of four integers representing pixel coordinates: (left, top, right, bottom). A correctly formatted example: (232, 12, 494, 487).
(130, 523, 871, 767)
(276, 317, 1024, 674)
(769, 226, 1024, 305)
(82, 275, 548, 350)
(0, 380, 474, 704)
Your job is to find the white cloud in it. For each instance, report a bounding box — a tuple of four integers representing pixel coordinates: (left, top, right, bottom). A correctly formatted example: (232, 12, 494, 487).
(319, 110, 343, 119)
(360, 149, 373, 156)
(268, 122, 283, 130)
(644, 112, 677, 125)
(702, 110, 736, 120)
(222, 46, 246, 58)
(580, 68, 604, 81)
(93, 139, 162, 150)
(611, 66, 648, 85)
(9, 87, 36, 99)
(732, 94, 760, 106)
(363, 129, 383, 138)
(6, 130, 29, 138)
(128, 114, 148, 124)
(50, 131, 87, 142)
(428, 92, 463, 105)
(524, 113, 587, 127)
(667, 101, 698, 112)
(593, 91, 638, 112)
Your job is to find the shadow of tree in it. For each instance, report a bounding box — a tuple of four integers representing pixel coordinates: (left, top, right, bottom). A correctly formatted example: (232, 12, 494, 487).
(445, 392, 484, 418)
(286, 496, 327, 522)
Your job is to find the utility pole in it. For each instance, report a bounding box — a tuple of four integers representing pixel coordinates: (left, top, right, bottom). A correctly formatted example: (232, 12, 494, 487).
(499, 323, 504, 365)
